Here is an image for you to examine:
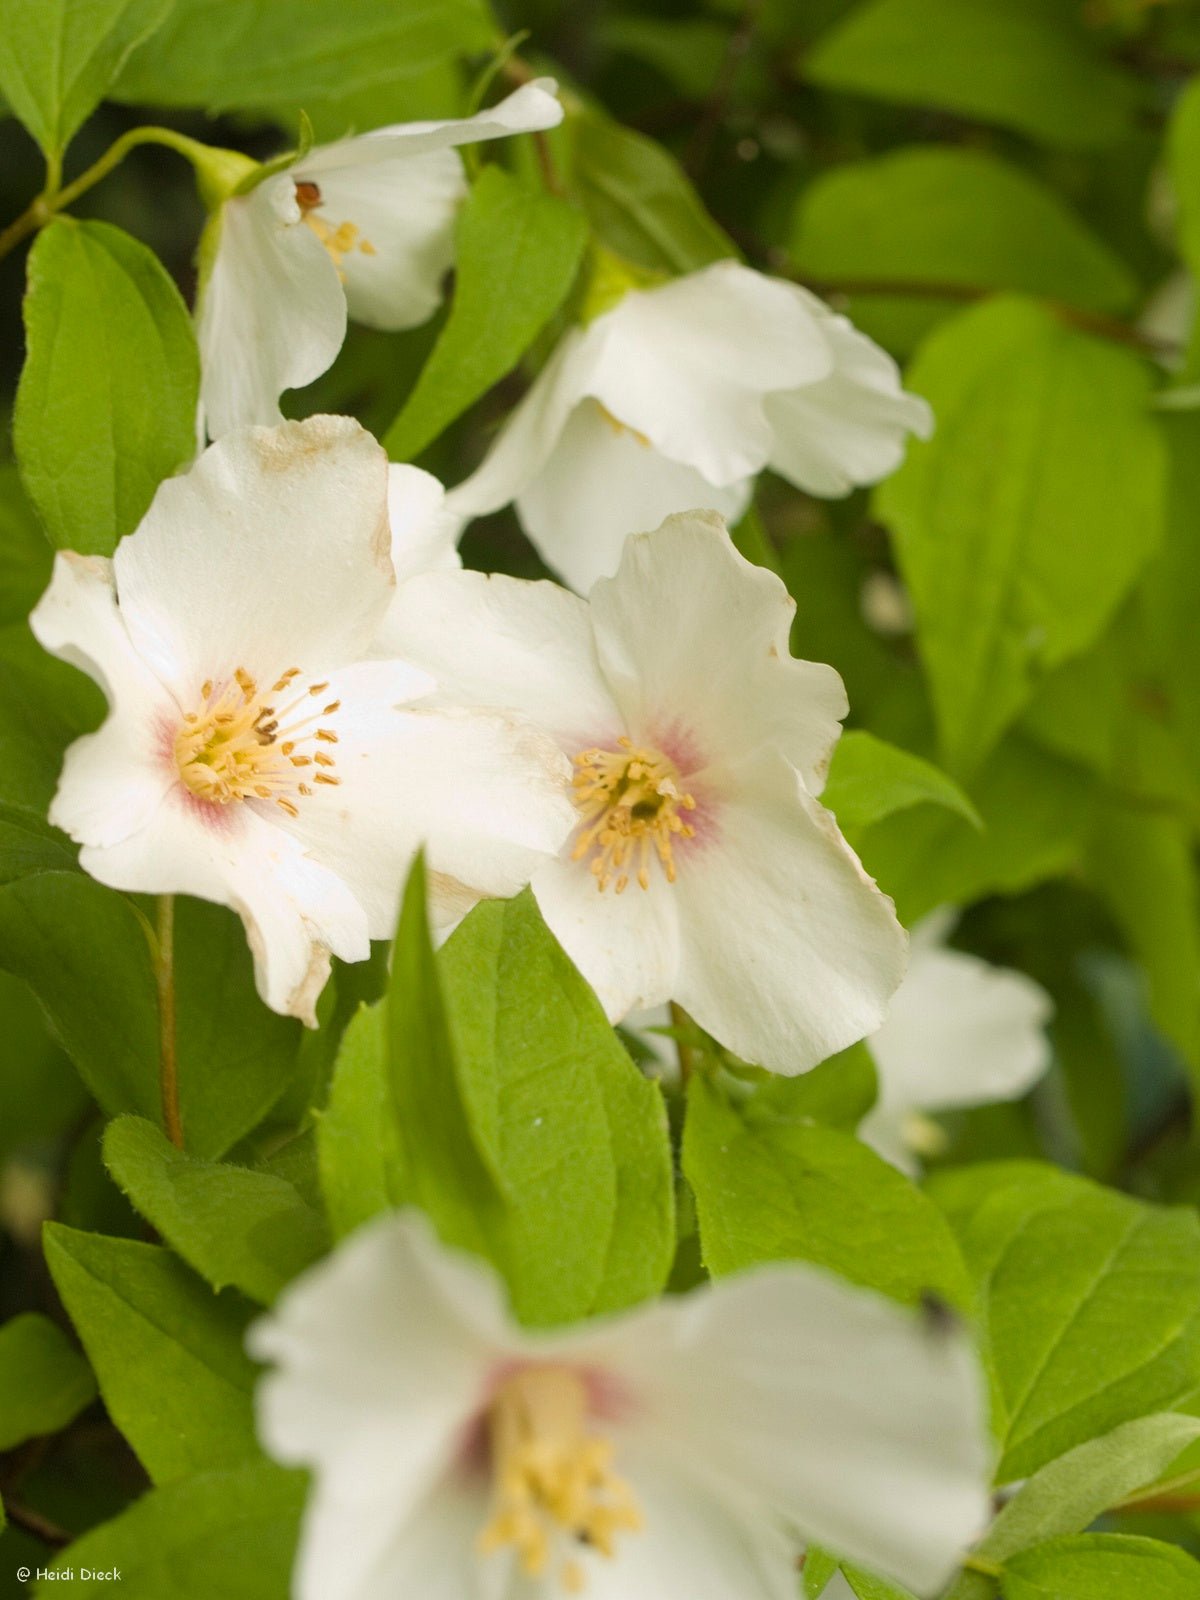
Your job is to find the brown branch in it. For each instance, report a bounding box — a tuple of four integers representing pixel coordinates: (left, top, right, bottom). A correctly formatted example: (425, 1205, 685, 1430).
(1117, 1491, 1200, 1514)
(4, 1499, 71, 1550)
(686, 0, 763, 176)
(501, 53, 564, 196)
(793, 274, 1174, 356)
(669, 1001, 698, 1084)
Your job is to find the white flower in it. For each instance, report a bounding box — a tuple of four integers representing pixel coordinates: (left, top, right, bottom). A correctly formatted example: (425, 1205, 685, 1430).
(861, 912, 1054, 1174)
(378, 509, 907, 1073)
(30, 417, 573, 1025)
(198, 81, 564, 438)
(249, 1211, 991, 1600)
(387, 460, 464, 583)
(446, 259, 933, 592)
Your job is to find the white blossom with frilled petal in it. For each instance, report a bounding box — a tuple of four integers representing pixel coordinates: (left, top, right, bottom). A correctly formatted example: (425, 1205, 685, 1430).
(446, 260, 932, 591)
(379, 509, 907, 1073)
(198, 82, 563, 437)
(862, 911, 1054, 1173)
(31, 417, 573, 1024)
(250, 1212, 991, 1600)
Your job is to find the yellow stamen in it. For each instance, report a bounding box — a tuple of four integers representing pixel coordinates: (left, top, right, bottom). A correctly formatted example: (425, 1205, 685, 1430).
(570, 737, 696, 893)
(478, 1367, 642, 1592)
(595, 400, 651, 449)
(294, 183, 378, 280)
(173, 667, 341, 812)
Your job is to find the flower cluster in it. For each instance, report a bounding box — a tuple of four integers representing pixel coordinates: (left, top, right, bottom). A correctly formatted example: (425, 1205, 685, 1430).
(27, 83, 1058, 1600)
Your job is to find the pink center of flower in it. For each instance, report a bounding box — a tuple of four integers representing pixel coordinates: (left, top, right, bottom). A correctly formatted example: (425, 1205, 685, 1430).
(570, 736, 696, 893)
(173, 666, 342, 818)
(477, 1365, 642, 1592)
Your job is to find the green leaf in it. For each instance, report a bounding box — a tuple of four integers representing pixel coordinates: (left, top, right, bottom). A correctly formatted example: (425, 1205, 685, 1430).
(877, 297, 1164, 775)
(0, 465, 53, 627)
(33, 1462, 304, 1598)
(804, 0, 1140, 149)
(0, 1313, 96, 1451)
(0, 969, 88, 1161)
(0, 621, 103, 820)
(439, 889, 676, 1323)
(855, 734, 1097, 926)
(111, 0, 492, 117)
(0, 803, 76, 885)
(1022, 598, 1200, 816)
(597, 16, 731, 99)
(0, 0, 170, 159)
(103, 1116, 330, 1306)
(841, 1566, 920, 1600)
(170, 899, 306, 1158)
(363, 866, 674, 1324)
(931, 1162, 1200, 1481)
(1002, 1534, 1200, 1600)
(683, 1073, 969, 1308)
(1085, 805, 1200, 1085)
(743, 1041, 878, 1133)
(568, 111, 735, 274)
(385, 166, 587, 461)
(1167, 77, 1200, 381)
(822, 730, 981, 840)
(386, 856, 509, 1267)
(791, 148, 1135, 316)
(44, 1224, 261, 1483)
(0, 881, 303, 1159)
(15, 219, 200, 557)
(317, 1000, 405, 1239)
(803, 1547, 842, 1597)
(1151, 413, 1200, 793)
(977, 1414, 1200, 1564)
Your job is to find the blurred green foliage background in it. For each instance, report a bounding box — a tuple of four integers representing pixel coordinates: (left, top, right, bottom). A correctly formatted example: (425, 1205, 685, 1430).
(4, 0, 1200, 1587)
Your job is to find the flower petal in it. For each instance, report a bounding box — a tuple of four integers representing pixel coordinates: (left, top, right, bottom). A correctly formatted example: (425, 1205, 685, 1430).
(673, 747, 906, 1073)
(531, 853, 683, 1021)
(31, 552, 177, 848)
(296, 1470, 491, 1600)
(275, 681, 576, 937)
(869, 924, 1053, 1117)
(78, 789, 368, 1023)
(387, 464, 463, 585)
(764, 288, 934, 497)
(584, 262, 834, 485)
(591, 514, 848, 794)
(113, 416, 393, 698)
(582, 1449, 799, 1600)
(377, 568, 621, 750)
(299, 80, 564, 171)
(446, 328, 596, 520)
(294, 151, 467, 332)
(198, 176, 346, 436)
(614, 1263, 991, 1597)
(249, 1213, 511, 1600)
(31, 550, 167, 709)
(516, 399, 751, 594)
